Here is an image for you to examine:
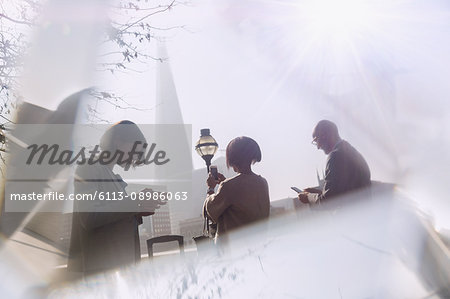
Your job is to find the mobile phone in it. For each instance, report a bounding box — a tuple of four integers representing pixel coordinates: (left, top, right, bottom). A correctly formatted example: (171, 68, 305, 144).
(210, 165, 218, 180)
(291, 186, 303, 193)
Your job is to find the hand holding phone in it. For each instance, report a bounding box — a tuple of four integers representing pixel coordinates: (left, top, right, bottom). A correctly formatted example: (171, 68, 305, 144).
(291, 186, 303, 193)
(304, 187, 322, 194)
(210, 165, 219, 180)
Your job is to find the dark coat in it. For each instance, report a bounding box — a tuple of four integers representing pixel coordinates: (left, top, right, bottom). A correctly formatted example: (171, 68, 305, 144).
(204, 173, 270, 238)
(68, 164, 142, 273)
(319, 140, 371, 201)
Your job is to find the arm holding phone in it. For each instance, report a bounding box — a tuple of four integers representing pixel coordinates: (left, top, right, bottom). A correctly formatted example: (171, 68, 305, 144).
(292, 186, 322, 204)
(204, 168, 228, 223)
(304, 187, 322, 194)
(207, 168, 226, 194)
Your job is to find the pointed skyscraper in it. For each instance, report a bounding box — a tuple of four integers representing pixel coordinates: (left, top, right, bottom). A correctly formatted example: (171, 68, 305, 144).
(154, 42, 193, 234)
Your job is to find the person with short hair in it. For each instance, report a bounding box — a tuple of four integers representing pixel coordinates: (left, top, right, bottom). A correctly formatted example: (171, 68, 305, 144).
(298, 120, 371, 204)
(68, 120, 160, 274)
(203, 136, 270, 240)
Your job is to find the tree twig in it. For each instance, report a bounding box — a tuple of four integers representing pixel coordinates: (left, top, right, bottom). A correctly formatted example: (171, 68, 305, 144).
(0, 13, 33, 26)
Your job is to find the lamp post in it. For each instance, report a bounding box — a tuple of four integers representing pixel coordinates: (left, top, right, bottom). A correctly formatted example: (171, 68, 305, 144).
(195, 128, 218, 174)
(195, 129, 219, 240)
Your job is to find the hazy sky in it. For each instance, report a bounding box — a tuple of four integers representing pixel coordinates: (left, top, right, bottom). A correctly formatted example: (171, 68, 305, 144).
(19, 0, 450, 228)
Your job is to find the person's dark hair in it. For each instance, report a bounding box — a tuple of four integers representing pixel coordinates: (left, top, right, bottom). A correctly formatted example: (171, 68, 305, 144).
(226, 136, 262, 169)
(100, 120, 146, 152)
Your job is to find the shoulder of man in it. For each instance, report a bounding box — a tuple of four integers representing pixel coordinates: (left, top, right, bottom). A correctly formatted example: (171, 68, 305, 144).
(331, 140, 356, 158)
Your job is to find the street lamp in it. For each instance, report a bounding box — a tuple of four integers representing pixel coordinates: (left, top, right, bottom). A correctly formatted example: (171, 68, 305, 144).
(195, 128, 218, 173)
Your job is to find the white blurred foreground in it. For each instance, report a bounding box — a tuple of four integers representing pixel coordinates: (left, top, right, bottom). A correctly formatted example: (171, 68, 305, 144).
(24, 184, 447, 298)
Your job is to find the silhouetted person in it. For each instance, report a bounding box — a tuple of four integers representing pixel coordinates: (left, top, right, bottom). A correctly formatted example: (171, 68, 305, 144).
(68, 121, 161, 275)
(203, 136, 270, 242)
(298, 120, 371, 204)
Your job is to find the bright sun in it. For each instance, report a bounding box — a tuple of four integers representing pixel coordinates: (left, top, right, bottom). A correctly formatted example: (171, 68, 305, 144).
(301, 0, 376, 42)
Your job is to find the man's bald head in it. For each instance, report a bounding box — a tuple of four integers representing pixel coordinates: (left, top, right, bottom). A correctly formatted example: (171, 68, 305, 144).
(313, 120, 339, 137)
(312, 120, 341, 154)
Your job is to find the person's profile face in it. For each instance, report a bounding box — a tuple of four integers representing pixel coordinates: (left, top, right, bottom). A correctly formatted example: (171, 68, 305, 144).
(312, 130, 332, 155)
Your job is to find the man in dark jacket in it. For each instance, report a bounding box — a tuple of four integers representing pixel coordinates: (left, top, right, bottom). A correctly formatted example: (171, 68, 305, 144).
(298, 120, 371, 204)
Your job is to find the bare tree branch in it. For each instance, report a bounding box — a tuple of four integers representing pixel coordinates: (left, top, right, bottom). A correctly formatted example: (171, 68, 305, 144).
(0, 13, 33, 26)
(0, 0, 187, 130)
(118, 0, 177, 33)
